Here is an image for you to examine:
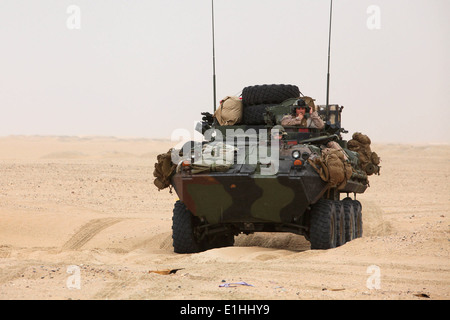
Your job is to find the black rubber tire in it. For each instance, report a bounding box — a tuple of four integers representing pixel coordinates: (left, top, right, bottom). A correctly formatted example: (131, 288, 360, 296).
(335, 201, 345, 246)
(172, 200, 204, 254)
(242, 84, 300, 106)
(353, 200, 363, 238)
(342, 199, 356, 242)
(309, 199, 337, 250)
(242, 104, 276, 125)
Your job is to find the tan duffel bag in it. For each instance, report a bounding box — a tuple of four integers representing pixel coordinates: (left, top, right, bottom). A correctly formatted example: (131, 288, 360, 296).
(214, 96, 243, 126)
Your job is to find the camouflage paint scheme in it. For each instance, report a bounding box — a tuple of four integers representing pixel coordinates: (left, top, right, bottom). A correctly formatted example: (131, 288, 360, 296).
(172, 164, 328, 225)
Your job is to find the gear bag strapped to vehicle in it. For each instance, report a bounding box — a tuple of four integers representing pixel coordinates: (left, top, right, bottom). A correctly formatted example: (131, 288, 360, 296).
(153, 148, 177, 191)
(213, 96, 243, 126)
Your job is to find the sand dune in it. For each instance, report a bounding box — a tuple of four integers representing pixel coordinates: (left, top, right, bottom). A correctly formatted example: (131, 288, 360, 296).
(0, 136, 448, 300)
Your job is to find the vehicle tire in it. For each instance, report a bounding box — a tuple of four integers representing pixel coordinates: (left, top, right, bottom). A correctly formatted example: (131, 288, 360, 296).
(242, 104, 276, 125)
(309, 199, 337, 250)
(342, 198, 356, 242)
(242, 84, 300, 106)
(334, 201, 345, 246)
(353, 200, 363, 238)
(172, 200, 205, 253)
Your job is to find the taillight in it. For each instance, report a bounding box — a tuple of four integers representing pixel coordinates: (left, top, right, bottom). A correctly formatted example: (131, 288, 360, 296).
(181, 160, 191, 168)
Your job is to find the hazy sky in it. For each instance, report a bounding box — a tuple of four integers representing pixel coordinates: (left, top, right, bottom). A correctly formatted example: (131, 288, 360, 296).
(0, 0, 448, 143)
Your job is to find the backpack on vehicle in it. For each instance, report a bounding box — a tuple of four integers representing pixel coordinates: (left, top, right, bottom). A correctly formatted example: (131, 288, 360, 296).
(213, 96, 243, 126)
(153, 149, 177, 192)
(347, 132, 381, 175)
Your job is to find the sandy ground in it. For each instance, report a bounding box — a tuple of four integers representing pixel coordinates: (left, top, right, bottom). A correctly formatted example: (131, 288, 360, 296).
(0, 135, 448, 300)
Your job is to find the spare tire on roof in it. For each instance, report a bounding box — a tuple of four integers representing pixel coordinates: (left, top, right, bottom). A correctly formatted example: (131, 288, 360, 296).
(242, 84, 300, 106)
(242, 104, 277, 125)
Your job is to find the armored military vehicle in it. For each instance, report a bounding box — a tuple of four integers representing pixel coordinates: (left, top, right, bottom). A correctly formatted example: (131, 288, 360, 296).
(154, 84, 380, 253)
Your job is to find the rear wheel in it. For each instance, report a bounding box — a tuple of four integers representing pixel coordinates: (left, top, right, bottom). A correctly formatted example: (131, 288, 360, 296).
(335, 201, 345, 246)
(172, 201, 235, 253)
(353, 200, 363, 238)
(342, 198, 356, 242)
(309, 199, 337, 249)
(172, 200, 205, 253)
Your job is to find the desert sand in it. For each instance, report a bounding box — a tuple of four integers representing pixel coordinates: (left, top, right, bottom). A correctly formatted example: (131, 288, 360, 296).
(0, 135, 448, 300)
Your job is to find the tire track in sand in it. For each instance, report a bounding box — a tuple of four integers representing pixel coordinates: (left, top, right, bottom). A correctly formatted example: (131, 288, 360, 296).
(61, 218, 123, 250)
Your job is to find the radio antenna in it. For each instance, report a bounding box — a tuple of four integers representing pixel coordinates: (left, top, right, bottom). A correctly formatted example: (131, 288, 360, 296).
(211, 0, 217, 112)
(326, 0, 333, 109)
